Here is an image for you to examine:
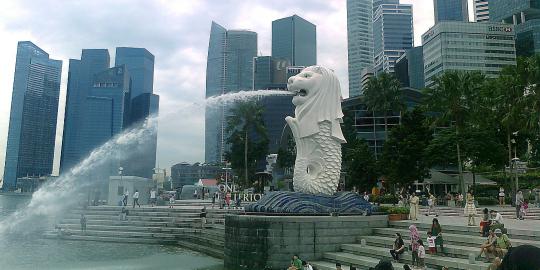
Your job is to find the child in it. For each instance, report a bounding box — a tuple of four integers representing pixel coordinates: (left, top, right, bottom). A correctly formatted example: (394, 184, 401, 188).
(169, 194, 175, 208)
(417, 239, 426, 269)
(519, 199, 528, 220)
(427, 231, 437, 254)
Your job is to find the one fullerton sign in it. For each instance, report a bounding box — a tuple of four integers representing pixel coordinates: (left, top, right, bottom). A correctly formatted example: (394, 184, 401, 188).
(217, 183, 263, 202)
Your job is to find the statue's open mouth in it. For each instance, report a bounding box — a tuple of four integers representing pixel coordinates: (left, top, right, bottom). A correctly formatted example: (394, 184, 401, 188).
(296, 89, 308, 97)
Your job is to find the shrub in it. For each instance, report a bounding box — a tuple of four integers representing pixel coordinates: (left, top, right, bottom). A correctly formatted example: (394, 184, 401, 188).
(389, 207, 410, 214)
(371, 194, 399, 204)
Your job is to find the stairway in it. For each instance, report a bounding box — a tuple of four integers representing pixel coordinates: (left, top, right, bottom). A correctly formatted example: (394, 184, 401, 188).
(419, 206, 540, 220)
(311, 220, 540, 270)
(45, 205, 240, 258)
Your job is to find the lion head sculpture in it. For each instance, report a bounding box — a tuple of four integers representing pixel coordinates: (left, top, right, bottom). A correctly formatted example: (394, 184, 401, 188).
(287, 66, 346, 143)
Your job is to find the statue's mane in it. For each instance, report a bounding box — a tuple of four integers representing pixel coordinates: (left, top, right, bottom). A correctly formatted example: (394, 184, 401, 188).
(294, 66, 346, 143)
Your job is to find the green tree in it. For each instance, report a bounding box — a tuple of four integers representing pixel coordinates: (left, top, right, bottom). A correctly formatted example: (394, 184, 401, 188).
(379, 108, 432, 187)
(225, 101, 268, 186)
(364, 73, 405, 140)
(277, 134, 295, 169)
(423, 70, 486, 196)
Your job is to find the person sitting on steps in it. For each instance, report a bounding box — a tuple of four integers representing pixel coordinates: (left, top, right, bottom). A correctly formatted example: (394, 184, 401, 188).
(389, 232, 405, 261)
(477, 229, 497, 262)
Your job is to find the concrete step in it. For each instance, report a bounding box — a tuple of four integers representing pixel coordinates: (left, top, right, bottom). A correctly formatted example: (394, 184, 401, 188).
(44, 232, 177, 245)
(322, 252, 406, 269)
(374, 227, 540, 248)
(59, 224, 200, 234)
(83, 206, 205, 212)
(177, 240, 224, 259)
(359, 235, 475, 259)
(63, 229, 198, 239)
(72, 209, 201, 218)
(64, 214, 201, 223)
(61, 219, 196, 228)
(390, 221, 540, 240)
(340, 244, 489, 270)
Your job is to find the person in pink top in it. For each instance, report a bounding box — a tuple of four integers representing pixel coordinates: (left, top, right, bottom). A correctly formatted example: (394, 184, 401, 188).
(409, 225, 420, 267)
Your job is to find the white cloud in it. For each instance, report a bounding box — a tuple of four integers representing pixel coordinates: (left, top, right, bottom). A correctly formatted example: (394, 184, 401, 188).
(0, 0, 438, 176)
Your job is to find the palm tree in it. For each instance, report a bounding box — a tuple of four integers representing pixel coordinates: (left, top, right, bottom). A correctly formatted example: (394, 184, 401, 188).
(363, 73, 405, 141)
(226, 101, 268, 186)
(423, 70, 485, 198)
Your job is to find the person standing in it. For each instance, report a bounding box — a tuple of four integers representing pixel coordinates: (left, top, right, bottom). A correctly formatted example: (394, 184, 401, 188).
(123, 189, 129, 206)
(464, 191, 477, 226)
(132, 190, 140, 208)
(410, 193, 420, 221)
(80, 213, 87, 234)
(409, 225, 420, 268)
(426, 193, 438, 217)
(169, 194, 175, 208)
(430, 218, 444, 254)
(389, 233, 405, 261)
(417, 240, 426, 269)
(515, 190, 524, 219)
(499, 186, 505, 206)
(200, 206, 207, 227)
(211, 192, 217, 209)
(363, 192, 370, 203)
(150, 189, 156, 207)
(225, 192, 231, 209)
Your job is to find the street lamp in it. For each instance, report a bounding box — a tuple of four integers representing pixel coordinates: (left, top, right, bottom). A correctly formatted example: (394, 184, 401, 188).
(222, 167, 232, 192)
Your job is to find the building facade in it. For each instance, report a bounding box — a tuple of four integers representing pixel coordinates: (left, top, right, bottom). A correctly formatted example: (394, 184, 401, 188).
(475, 0, 490, 22)
(61, 49, 110, 173)
(422, 22, 516, 87)
(347, 0, 375, 97)
(489, 0, 540, 56)
(394, 46, 425, 89)
(170, 162, 223, 189)
(373, 1, 414, 73)
(3, 41, 62, 190)
(115, 47, 154, 100)
(433, 0, 469, 23)
(271, 15, 316, 67)
(253, 56, 290, 90)
(342, 88, 423, 157)
(205, 22, 258, 164)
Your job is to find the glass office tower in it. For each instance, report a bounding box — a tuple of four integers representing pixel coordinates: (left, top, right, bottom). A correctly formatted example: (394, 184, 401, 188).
(373, 1, 414, 73)
(271, 15, 316, 67)
(3, 41, 62, 190)
(347, 0, 374, 97)
(205, 22, 257, 164)
(434, 0, 469, 23)
(490, 0, 540, 56)
(60, 49, 110, 173)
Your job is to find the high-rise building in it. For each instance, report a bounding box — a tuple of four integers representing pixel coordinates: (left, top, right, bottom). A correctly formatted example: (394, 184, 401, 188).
(433, 0, 469, 23)
(347, 0, 375, 97)
(373, 1, 414, 73)
(127, 93, 159, 178)
(489, 0, 540, 56)
(422, 22, 516, 87)
(115, 47, 159, 178)
(474, 0, 490, 22)
(205, 22, 257, 164)
(170, 162, 222, 189)
(3, 41, 62, 190)
(115, 47, 155, 100)
(61, 49, 110, 173)
(394, 46, 425, 89)
(272, 15, 316, 67)
(253, 56, 290, 90)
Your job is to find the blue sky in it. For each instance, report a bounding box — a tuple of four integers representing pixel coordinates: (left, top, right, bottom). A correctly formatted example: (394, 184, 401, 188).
(0, 0, 452, 176)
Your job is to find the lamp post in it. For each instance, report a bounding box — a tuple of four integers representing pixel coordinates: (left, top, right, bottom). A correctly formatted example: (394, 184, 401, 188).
(222, 167, 232, 192)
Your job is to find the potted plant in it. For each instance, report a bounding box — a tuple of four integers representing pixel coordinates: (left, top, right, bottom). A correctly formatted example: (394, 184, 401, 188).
(387, 207, 410, 221)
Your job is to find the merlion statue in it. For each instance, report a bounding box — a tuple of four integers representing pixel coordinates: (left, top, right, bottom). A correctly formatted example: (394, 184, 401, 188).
(285, 66, 346, 195)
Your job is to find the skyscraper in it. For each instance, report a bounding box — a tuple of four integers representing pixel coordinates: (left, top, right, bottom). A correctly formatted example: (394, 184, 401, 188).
(3, 41, 62, 190)
(115, 47, 159, 178)
(474, 0, 490, 22)
(489, 0, 540, 56)
(433, 0, 469, 23)
(347, 0, 374, 97)
(373, 1, 414, 73)
(272, 15, 316, 67)
(205, 22, 257, 164)
(253, 56, 290, 90)
(422, 22, 516, 87)
(114, 47, 154, 100)
(60, 49, 110, 173)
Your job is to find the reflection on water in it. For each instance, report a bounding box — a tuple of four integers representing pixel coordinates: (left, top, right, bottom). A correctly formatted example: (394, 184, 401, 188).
(0, 195, 224, 270)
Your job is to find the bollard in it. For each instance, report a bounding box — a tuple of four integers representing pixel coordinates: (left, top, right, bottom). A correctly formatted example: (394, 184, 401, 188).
(360, 239, 367, 247)
(469, 253, 476, 264)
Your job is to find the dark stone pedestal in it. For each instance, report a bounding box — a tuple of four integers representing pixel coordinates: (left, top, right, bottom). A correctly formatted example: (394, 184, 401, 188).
(224, 215, 388, 270)
(244, 191, 373, 214)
